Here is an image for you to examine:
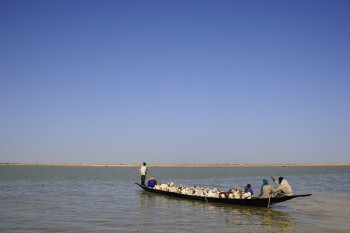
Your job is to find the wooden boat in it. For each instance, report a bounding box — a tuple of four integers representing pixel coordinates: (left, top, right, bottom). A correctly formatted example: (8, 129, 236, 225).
(136, 183, 312, 207)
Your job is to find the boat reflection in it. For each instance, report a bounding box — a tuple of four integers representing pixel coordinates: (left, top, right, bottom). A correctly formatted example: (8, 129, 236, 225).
(204, 203, 294, 232)
(139, 191, 294, 232)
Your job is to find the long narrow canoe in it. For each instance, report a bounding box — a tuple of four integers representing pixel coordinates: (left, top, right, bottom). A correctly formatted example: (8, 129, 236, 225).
(136, 183, 312, 207)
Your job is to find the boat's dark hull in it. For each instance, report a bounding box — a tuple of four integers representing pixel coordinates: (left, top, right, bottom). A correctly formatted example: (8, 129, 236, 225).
(136, 183, 311, 207)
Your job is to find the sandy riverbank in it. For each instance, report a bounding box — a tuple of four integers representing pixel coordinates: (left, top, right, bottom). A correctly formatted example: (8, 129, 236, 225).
(1, 163, 349, 167)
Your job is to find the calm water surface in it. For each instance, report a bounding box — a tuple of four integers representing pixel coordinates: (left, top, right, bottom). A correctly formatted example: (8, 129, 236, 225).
(1, 166, 349, 232)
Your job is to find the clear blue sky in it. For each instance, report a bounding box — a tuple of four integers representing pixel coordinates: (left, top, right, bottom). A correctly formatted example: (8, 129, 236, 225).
(1, 0, 349, 164)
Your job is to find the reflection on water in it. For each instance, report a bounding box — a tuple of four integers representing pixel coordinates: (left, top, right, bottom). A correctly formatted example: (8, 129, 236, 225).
(210, 202, 294, 232)
(139, 193, 148, 229)
(138, 190, 296, 232)
(222, 207, 294, 232)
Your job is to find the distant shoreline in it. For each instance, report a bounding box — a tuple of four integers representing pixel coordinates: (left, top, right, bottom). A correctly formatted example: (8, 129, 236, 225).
(1, 163, 349, 167)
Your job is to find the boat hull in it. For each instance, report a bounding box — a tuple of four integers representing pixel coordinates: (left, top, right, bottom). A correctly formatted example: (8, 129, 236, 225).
(136, 183, 311, 207)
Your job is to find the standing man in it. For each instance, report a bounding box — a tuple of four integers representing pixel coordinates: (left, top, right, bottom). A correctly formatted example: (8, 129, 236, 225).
(271, 176, 293, 197)
(140, 162, 148, 186)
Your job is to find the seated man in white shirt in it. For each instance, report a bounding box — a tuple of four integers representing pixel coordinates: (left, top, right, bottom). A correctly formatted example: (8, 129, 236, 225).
(271, 176, 293, 198)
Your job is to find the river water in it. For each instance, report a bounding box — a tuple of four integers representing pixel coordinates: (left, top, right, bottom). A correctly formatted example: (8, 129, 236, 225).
(1, 166, 349, 232)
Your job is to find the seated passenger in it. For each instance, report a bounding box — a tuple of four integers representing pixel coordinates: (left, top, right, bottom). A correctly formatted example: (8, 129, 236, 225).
(247, 184, 254, 196)
(259, 179, 273, 198)
(147, 177, 156, 188)
(242, 186, 252, 199)
(271, 176, 293, 197)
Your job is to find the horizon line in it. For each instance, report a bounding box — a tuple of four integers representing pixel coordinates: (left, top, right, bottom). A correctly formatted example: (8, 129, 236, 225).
(1, 163, 349, 167)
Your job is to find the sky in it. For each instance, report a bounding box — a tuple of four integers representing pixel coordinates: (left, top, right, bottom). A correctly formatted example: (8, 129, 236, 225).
(1, 0, 349, 165)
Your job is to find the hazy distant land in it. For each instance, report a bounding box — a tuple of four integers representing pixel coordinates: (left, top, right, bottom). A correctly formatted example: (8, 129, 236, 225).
(1, 163, 349, 167)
